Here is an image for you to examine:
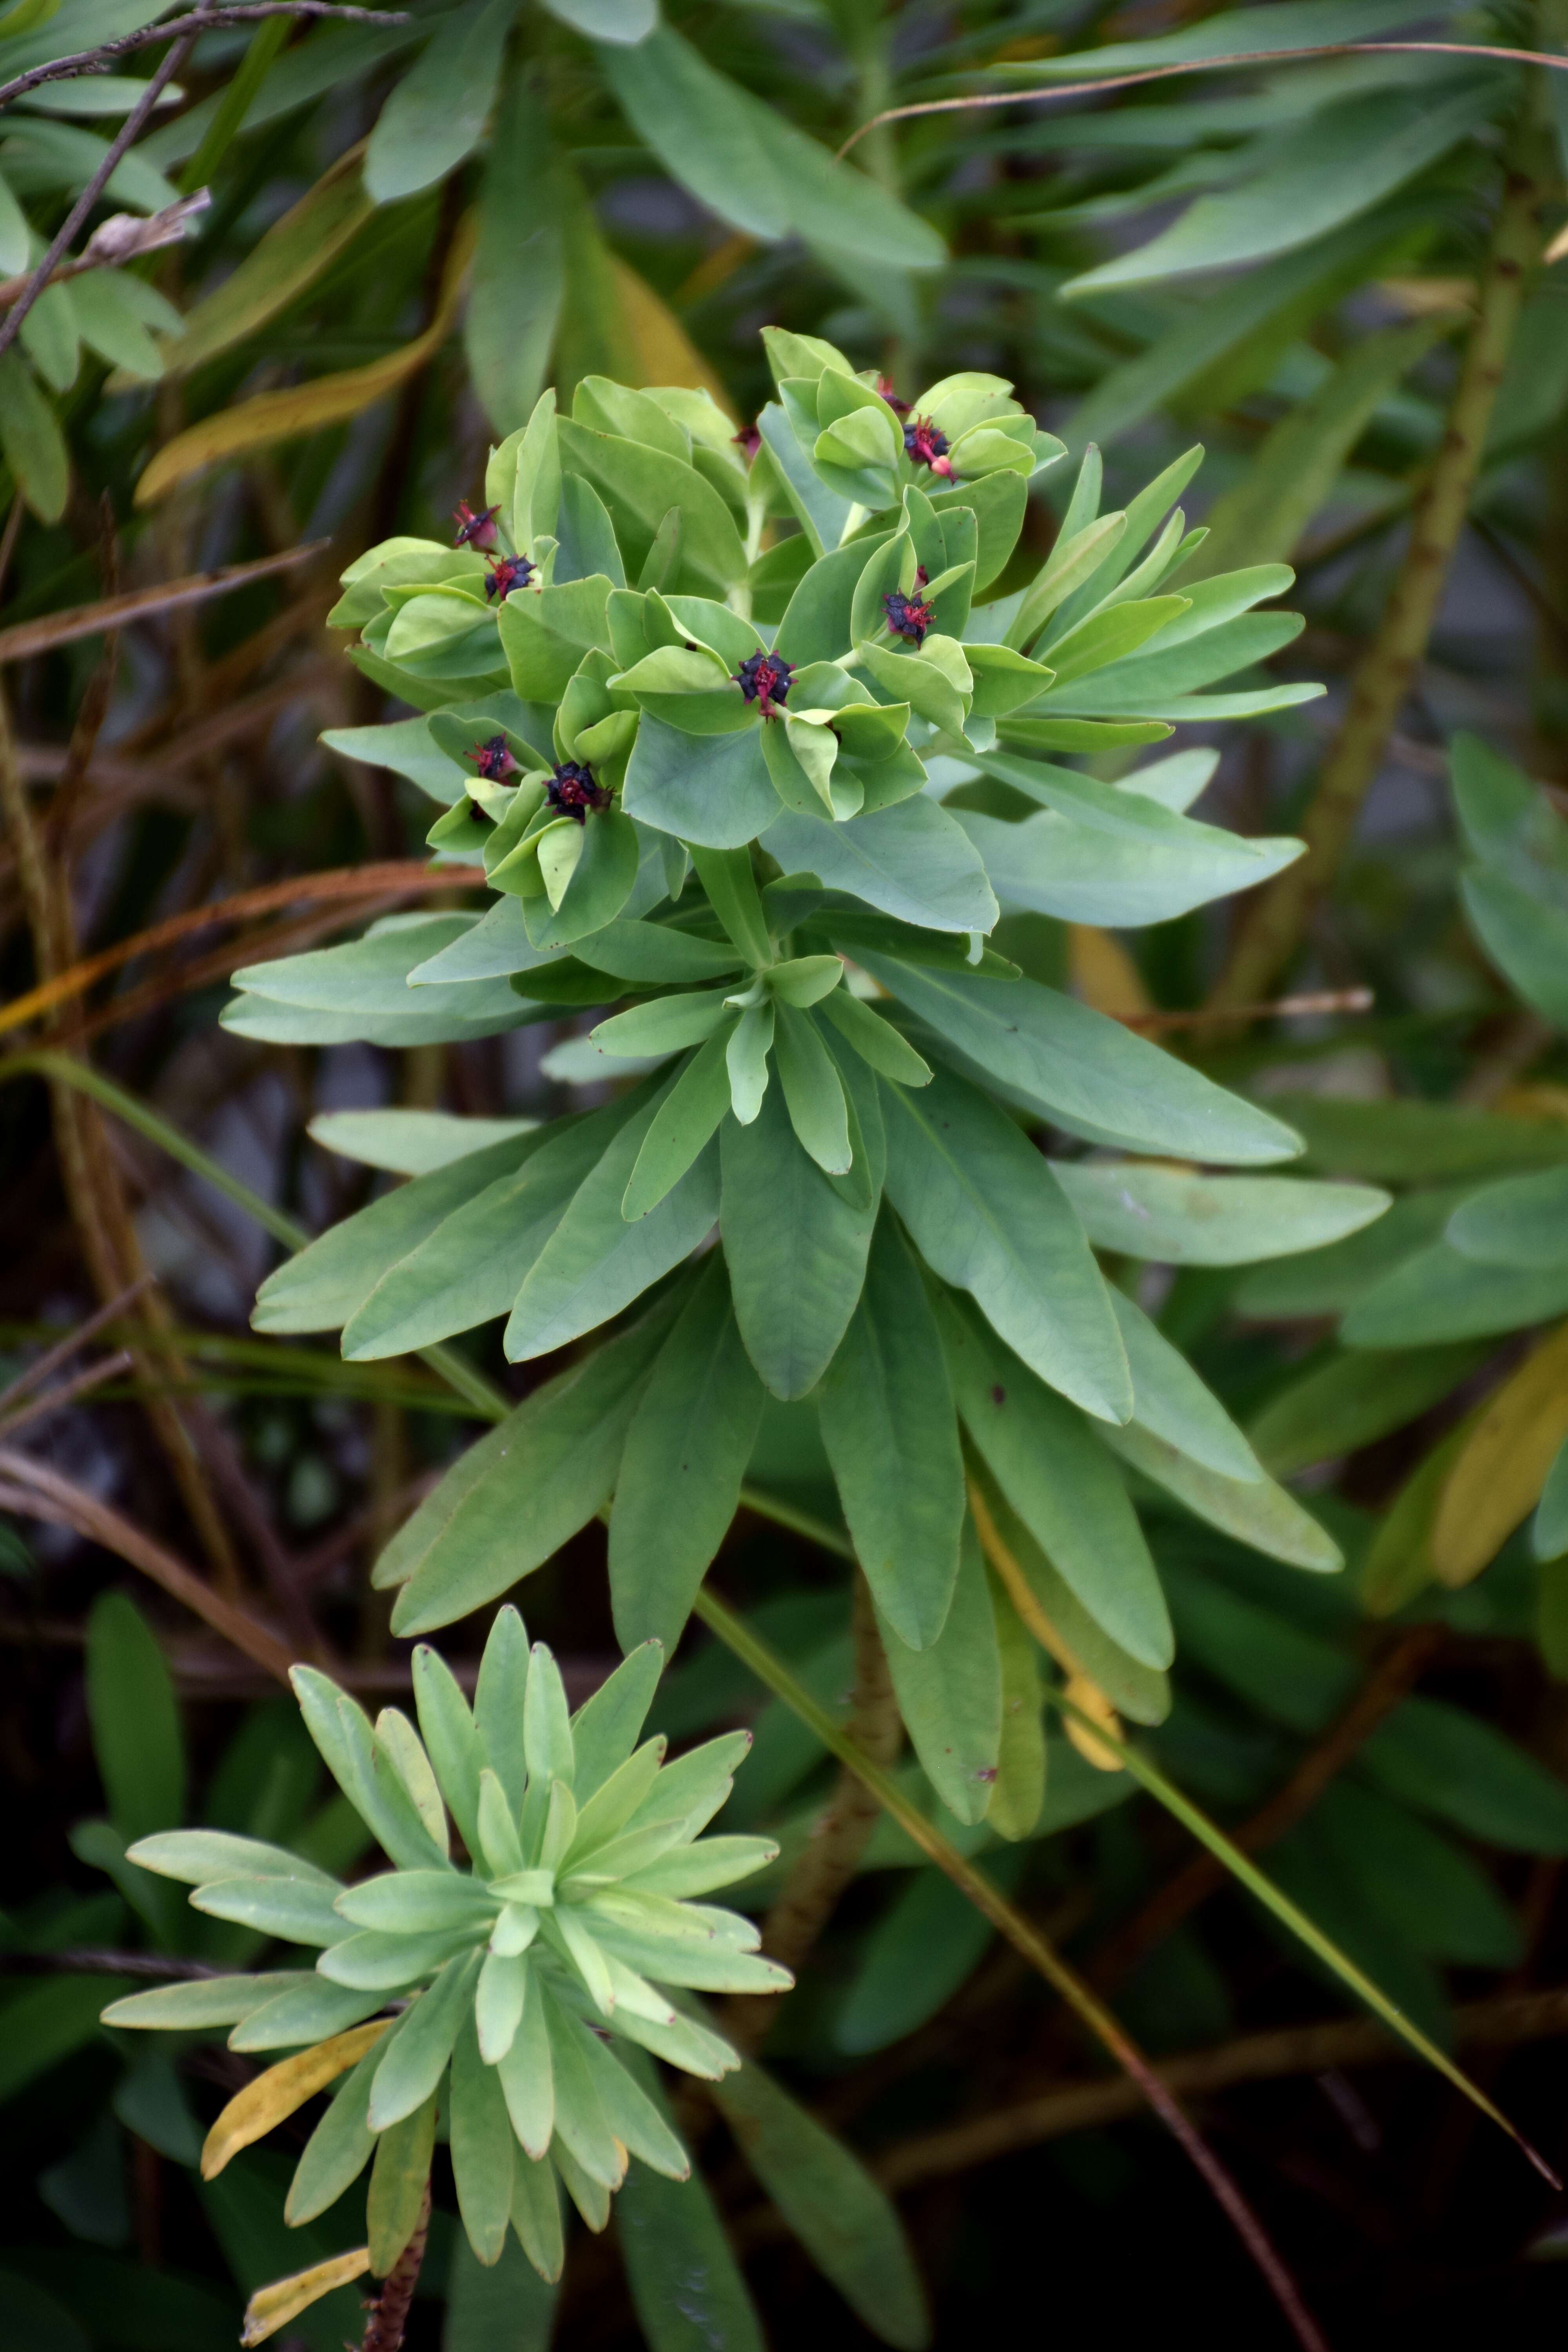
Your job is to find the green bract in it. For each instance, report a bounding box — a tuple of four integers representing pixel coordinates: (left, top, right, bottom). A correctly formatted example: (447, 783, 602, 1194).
(229, 330, 1387, 1797)
(101, 1607, 783, 2284)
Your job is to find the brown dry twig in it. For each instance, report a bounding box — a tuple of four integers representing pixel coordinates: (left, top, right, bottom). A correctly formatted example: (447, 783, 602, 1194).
(0, 543, 327, 666)
(0, 861, 484, 1038)
(0, 4, 408, 115)
(0, 1448, 296, 1682)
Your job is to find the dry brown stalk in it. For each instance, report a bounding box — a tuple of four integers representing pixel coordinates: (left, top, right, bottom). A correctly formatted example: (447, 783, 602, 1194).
(868, 1985, 1568, 2197)
(0, 543, 326, 666)
(727, 1572, 903, 2049)
(0, 862, 484, 1038)
(0, 1449, 295, 1681)
(1210, 111, 1553, 1009)
(0, 682, 243, 1590)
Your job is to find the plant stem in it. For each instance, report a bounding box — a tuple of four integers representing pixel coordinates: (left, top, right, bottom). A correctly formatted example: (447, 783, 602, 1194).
(360, 2179, 430, 2352)
(1210, 108, 1552, 1010)
(692, 1587, 1330, 2352)
(729, 1571, 902, 2047)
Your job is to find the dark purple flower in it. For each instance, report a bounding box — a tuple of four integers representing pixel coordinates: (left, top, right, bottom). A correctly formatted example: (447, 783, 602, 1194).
(884, 588, 935, 647)
(734, 422, 762, 460)
(876, 374, 909, 416)
(547, 760, 612, 822)
(735, 649, 794, 717)
(470, 734, 518, 784)
(453, 499, 500, 552)
(903, 416, 952, 477)
(485, 552, 536, 601)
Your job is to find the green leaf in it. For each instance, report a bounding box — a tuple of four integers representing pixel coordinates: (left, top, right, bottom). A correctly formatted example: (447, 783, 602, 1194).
(363, 0, 514, 203)
(1462, 864, 1568, 1026)
(615, 2059, 766, 2350)
(835, 1862, 1005, 2056)
(720, 1080, 879, 1400)
(610, 1254, 766, 1651)
(956, 799, 1299, 929)
(309, 1107, 537, 1176)
(368, 1952, 478, 2129)
(571, 1644, 665, 1800)
(1448, 1166, 1568, 1268)
(880, 1064, 1131, 1423)
(284, 2040, 382, 2223)
(1343, 1241, 1568, 1348)
(622, 1029, 736, 1221)
(340, 1112, 621, 1359)
(876, 1515, 1001, 1824)
(623, 715, 781, 848)
(101, 1972, 312, 2032)
(509, 2147, 564, 2283)
(773, 1003, 852, 1174)
(1269, 1092, 1568, 1182)
(1186, 319, 1442, 579)
(558, 419, 747, 595)
(1535, 1436, 1568, 1564)
(864, 958, 1301, 1163)
(1061, 78, 1502, 296)
(467, 78, 564, 437)
(380, 1301, 677, 1633)
(367, 2093, 439, 2274)
(1314, 1782, 1523, 1969)
(230, 1979, 387, 2053)
(1100, 1419, 1343, 1572)
(1109, 1289, 1262, 1484)
(254, 1130, 539, 1336)
(987, 1571, 1047, 1838)
(940, 1294, 1172, 1669)
(504, 1094, 717, 1362)
(596, 27, 789, 241)
(450, 2014, 514, 2266)
(0, 349, 68, 522)
(818, 1216, 965, 1649)
(542, 0, 655, 38)
(1053, 1161, 1389, 1264)
(85, 1593, 186, 1846)
(762, 801, 999, 935)
(443, 2230, 558, 2350)
(1248, 1342, 1488, 1480)
(1363, 1697, 1568, 1854)
(708, 2056, 930, 2348)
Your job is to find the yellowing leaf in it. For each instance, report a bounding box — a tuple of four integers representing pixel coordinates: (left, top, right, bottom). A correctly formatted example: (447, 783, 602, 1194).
(240, 2248, 371, 2347)
(154, 143, 374, 383)
(1062, 1672, 1123, 1772)
(1068, 923, 1153, 1017)
(971, 1479, 1125, 1775)
(552, 178, 732, 416)
(201, 2018, 392, 2179)
(1433, 1320, 1568, 1586)
(135, 214, 477, 506)
(1360, 1414, 1477, 1618)
(611, 256, 735, 416)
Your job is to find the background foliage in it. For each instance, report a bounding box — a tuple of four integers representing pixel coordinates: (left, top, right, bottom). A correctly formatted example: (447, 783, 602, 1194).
(9, 0, 1568, 2345)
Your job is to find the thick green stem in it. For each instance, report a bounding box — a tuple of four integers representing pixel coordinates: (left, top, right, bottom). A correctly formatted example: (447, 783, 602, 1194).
(1210, 113, 1552, 1011)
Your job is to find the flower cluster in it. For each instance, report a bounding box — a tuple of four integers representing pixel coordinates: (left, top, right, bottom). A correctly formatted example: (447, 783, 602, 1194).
(103, 1608, 784, 2300)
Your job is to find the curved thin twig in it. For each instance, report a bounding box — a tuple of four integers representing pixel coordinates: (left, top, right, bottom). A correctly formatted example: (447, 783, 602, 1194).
(0, 5, 408, 115)
(838, 39, 1568, 157)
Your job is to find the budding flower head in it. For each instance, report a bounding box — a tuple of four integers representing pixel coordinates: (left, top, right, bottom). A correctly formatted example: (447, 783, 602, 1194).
(735, 649, 793, 717)
(885, 587, 935, 647)
(453, 499, 500, 552)
(471, 734, 518, 784)
(903, 417, 952, 476)
(733, 421, 762, 460)
(100, 1605, 786, 2282)
(486, 552, 535, 601)
(876, 374, 910, 416)
(548, 760, 612, 821)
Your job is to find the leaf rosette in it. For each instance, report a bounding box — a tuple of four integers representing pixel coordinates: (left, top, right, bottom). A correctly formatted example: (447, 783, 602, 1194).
(101, 1606, 784, 2285)
(224, 331, 1394, 1811)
